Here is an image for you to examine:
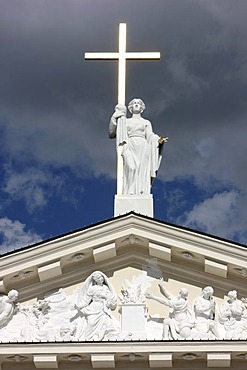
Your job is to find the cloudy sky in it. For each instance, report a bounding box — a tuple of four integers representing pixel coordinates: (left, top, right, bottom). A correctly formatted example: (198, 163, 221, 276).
(0, 0, 247, 253)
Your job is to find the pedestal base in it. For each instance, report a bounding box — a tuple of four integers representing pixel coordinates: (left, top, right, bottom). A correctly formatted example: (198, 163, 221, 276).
(114, 195, 153, 217)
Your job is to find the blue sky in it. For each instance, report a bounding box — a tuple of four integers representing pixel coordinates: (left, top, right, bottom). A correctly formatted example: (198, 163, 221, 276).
(1, 0, 247, 253)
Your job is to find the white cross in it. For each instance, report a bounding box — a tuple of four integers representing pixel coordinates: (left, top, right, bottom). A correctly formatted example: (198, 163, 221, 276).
(84, 23, 160, 105)
(84, 23, 161, 195)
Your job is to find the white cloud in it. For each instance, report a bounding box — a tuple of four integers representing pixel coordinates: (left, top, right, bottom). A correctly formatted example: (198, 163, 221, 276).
(0, 0, 247, 246)
(178, 190, 247, 243)
(0, 217, 42, 254)
(3, 167, 51, 212)
(194, 137, 216, 159)
(2, 165, 84, 213)
(168, 57, 210, 95)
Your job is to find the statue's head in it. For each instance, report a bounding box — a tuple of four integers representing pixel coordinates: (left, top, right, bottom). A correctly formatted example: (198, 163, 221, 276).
(228, 290, 237, 301)
(92, 271, 105, 285)
(202, 286, 214, 298)
(8, 289, 19, 302)
(60, 324, 71, 336)
(128, 98, 145, 114)
(179, 288, 188, 299)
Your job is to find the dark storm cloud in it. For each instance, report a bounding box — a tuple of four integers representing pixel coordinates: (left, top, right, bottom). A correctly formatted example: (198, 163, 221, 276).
(0, 0, 247, 242)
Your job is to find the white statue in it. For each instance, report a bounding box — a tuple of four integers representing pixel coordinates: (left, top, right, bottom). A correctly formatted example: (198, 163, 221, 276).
(193, 286, 219, 339)
(0, 290, 31, 342)
(26, 299, 52, 341)
(74, 271, 118, 341)
(109, 98, 167, 195)
(21, 288, 77, 342)
(0, 290, 19, 328)
(219, 290, 247, 339)
(146, 278, 194, 339)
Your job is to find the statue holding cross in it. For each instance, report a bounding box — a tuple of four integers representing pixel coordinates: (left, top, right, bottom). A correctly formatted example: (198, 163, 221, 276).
(109, 98, 167, 195)
(84, 24, 167, 213)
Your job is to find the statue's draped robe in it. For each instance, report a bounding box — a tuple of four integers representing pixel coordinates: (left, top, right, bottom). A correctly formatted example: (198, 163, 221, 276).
(0, 299, 15, 329)
(76, 274, 117, 341)
(76, 285, 115, 340)
(219, 299, 247, 339)
(193, 296, 219, 338)
(164, 296, 193, 340)
(109, 116, 163, 195)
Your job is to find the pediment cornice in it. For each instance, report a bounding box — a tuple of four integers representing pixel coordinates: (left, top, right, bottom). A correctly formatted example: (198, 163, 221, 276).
(0, 213, 246, 299)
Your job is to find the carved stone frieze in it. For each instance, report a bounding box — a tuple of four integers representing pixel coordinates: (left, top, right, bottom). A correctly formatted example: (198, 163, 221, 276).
(1, 271, 247, 342)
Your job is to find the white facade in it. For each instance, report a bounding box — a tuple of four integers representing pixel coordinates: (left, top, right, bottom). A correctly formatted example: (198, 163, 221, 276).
(0, 212, 247, 369)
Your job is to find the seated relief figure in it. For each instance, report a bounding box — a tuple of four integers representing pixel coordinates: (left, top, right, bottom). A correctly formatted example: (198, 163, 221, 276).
(0, 290, 19, 328)
(74, 271, 118, 341)
(146, 278, 194, 339)
(193, 286, 219, 339)
(109, 98, 167, 195)
(219, 290, 247, 339)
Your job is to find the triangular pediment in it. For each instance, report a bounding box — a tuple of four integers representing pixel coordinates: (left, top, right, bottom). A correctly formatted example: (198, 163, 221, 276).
(1, 213, 247, 369)
(0, 212, 246, 299)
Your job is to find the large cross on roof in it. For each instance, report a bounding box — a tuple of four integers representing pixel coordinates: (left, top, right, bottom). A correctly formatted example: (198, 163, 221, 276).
(84, 23, 161, 105)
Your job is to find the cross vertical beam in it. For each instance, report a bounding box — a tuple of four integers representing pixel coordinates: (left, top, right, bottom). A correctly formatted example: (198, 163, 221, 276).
(118, 23, 126, 105)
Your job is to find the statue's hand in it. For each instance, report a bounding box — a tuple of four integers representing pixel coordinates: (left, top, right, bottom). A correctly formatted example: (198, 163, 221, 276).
(75, 303, 86, 310)
(158, 277, 164, 287)
(106, 300, 113, 309)
(113, 104, 127, 119)
(145, 292, 154, 299)
(113, 110, 126, 119)
(158, 136, 168, 144)
(210, 301, 215, 309)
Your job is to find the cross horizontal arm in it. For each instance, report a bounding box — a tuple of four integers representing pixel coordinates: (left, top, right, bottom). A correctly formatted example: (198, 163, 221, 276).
(84, 52, 119, 60)
(84, 52, 161, 60)
(125, 52, 160, 59)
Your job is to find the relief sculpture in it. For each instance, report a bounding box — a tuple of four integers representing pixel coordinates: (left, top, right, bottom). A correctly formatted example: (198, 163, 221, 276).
(146, 279, 194, 339)
(73, 271, 118, 341)
(1, 272, 247, 342)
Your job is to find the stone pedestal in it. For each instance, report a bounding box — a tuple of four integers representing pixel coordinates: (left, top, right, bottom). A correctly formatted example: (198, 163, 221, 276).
(120, 304, 147, 340)
(114, 195, 153, 217)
